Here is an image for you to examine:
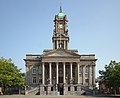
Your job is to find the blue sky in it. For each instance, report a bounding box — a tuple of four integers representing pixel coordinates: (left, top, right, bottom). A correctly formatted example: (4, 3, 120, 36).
(0, 0, 120, 77)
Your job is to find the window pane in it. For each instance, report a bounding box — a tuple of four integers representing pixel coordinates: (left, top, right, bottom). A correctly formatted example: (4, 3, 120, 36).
(32, 77, 36, 84)
(79, 66, 82, 73)
(85, 66, 88, 73)
(32, 66, 36, 74)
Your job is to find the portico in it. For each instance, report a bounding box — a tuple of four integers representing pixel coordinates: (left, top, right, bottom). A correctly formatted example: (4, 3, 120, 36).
(42, 62, 80, 85)
(41, 61, 95, 86)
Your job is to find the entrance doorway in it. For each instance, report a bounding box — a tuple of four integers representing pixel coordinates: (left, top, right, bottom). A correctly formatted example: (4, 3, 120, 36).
(58, 83, 64, 95)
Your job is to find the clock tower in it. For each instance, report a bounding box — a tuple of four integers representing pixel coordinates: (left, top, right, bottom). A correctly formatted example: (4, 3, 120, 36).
(52, 4, 69, 50)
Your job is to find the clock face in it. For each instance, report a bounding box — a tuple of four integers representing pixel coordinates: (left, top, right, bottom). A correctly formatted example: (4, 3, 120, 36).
(59, 24, 63, 28)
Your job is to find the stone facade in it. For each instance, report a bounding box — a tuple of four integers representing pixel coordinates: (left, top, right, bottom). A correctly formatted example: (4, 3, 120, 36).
(24, 5, 97, 95)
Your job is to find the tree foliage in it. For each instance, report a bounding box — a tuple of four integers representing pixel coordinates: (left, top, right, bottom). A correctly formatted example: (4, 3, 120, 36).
(0, 57, 25, 87)
(99, 60, 120, 93)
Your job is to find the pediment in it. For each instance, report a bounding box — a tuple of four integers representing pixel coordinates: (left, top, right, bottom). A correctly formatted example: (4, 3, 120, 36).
(47, 51, 72, 56)
(42, 49, 80, 57)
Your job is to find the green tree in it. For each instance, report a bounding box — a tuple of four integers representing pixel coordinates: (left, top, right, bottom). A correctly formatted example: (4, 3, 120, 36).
(99, 61, 120, 95)
(0, 57, 25, 88)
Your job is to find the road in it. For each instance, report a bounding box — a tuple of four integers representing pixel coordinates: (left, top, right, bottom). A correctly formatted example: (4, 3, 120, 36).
(0, 95, 119, 98)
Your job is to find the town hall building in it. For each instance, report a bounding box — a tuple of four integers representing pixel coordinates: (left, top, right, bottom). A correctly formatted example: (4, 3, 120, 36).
(24, 5, 97, 95)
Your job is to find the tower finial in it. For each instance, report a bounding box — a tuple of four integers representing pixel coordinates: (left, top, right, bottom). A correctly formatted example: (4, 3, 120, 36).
(60, 1, 62, 13)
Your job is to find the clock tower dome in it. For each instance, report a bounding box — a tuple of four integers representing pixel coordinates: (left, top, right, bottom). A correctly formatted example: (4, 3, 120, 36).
(52, 4, 69, 50)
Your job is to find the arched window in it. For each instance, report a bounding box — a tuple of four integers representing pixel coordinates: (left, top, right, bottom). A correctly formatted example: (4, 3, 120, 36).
(59, 43, 64, 49)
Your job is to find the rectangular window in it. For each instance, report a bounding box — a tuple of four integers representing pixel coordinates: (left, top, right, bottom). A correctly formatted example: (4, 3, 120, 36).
(68, 86, 70, 91)
(32, 77, 37, 84)
(74, 86, 77, 91)
(79, 66, 82, 73)
(51, 87, 53, 91)
(32, 66, 36, 74)
(85, 74, 88, 83)
(44, 86, 47, 91)
(85, 66, 88, 73)
(79, 74, 82, 84)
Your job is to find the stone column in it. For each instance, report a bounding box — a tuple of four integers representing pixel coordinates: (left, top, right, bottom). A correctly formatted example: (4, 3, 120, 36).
(70, 62, 72, 80)
(56, 62, 58, 84)
(88, 65, 92, 86)
(42, 62, 45, 85)
(77, 63, 80, 84)
(49, 62, 52, 84)
(82, 65, 85, 85)
(92, 65, 95, 85)
(63, 62, 66, 83)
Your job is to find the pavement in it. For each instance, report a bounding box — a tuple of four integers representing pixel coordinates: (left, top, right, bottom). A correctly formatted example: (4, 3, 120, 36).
(0, 95, 120, 98)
